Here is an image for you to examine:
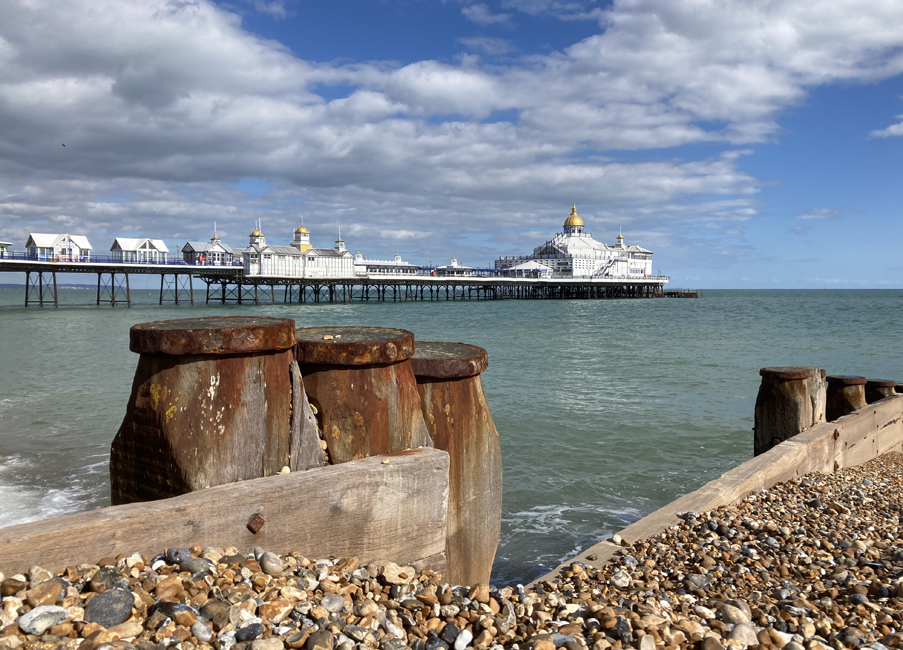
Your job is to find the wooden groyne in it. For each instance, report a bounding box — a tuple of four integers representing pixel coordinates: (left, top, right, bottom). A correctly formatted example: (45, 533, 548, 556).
(1, 317, 503, 588)
(535, 366, 902, 585)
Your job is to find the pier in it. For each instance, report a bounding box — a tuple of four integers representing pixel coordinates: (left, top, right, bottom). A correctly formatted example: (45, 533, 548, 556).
(0, 256, 674, 307)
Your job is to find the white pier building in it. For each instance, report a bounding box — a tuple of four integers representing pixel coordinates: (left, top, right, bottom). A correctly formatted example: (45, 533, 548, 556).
(494, 205, 654, 279)
(25, 233, 93, 262)
(182, 229, 240, 266)
(354, 252, 419, 277)
(111, 237, 169, 263)
(0, 239, 10, 257)
(242, 220, 355, 279)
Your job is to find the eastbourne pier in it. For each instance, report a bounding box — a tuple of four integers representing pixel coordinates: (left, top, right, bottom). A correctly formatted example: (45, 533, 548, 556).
(0, 205, 700, 307)
(0, 256, 675, 308)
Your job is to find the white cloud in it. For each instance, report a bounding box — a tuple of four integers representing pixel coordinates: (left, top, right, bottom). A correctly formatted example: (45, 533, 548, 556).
(795, 208, 841, 220)
(871, 114, 903, 137)
(461, 3, 511, 25)
(254, 0, 288, 19)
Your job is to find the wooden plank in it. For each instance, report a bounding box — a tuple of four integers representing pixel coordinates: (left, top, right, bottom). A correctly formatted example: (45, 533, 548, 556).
(0, 448, 449, 577)
(289, 361, 326, 471)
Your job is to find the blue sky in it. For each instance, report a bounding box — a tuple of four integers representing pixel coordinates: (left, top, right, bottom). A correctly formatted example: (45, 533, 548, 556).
(1, 0, 903, 287)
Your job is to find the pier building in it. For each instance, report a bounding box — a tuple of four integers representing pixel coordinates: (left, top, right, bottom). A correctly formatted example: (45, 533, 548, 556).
(354, 252, 419, 277)
(111, 238, 169, 263)
(242, 220, 355, 279)
(25, 233, 92, 262)
(0, 239, 10, 257)
(182, 229, 240, 266)
(435, 257, 475, 277)
(494, 205, 654, 279)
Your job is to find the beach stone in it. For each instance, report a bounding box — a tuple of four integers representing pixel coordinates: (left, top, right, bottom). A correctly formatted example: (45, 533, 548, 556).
(25, 580, 63, 607)
(237, 623, 265, 642)
(383, 640, 408, 650)
(354, 600, 379, 618)
(90, 567, 128, 593)
(609, 570, 630, 588)
(193, 621, 214, 643)
(85, 588, 135, 628)
(260, 599, 294, 623)
(729, 624, 759, 647)
(306, 630, 334, 650)
(454, 629, 473, 650)
(181, 557, 214, 576)
(1, 577, 27, 597)
(638, 636, 656, 650)
(165, 547, 192, 565)
(721, 604, 751, 625)
(468, 584, 490, 604)
(426, 639, 449, 650)
(700, 638, 724, 650)
(382, 563, 415, 585)
(321, 594, 346, 613)
(260, 552, 285, 576)
(442, 622, 461, 644)
(155, 574, 183, 600)
(17, 605, 68, 636)
(252, 640, 286, 650)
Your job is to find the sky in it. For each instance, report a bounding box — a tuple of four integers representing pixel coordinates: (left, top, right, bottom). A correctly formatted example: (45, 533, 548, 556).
(1, 0, 903, 288)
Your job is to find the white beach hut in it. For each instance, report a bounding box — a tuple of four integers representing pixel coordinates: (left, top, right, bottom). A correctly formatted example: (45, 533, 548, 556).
(110, 238, 170, 263)
(25, 234, 92, 261)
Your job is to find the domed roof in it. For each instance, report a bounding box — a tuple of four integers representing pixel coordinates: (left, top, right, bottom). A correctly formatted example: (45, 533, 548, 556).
(250, 229, 263, 237)
(564, 204, 584, 228)
(295, 225, 309, 234)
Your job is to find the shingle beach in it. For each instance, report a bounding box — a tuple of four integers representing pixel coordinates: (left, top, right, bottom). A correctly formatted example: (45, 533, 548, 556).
(2, 453, 902, 650)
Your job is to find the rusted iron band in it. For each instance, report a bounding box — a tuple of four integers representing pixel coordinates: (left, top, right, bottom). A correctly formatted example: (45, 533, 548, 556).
(866, 378, 897, 388)
(130, 317, 296, 356)
(410, 341, 488, 379)
(759, 366, 814, 381)
(294, 327, 414, 365)
(826, 375, 867, 386)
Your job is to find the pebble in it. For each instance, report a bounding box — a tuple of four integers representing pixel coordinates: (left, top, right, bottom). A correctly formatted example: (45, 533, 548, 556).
(83, 586, 134, 627)
(454, 629, 473, 650)
(17, 605, 68, 635)
(192, 620, 214, 643)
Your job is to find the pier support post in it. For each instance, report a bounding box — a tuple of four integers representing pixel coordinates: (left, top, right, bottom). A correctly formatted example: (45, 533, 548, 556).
(25, 271, 58, 308)
(410, 342, 502, 586)
(865, 378, 897, 403)
(754, 366, 825, 456)
(110, 317, 298, 504)
(825, 375, 868, 421)
(294, 327, 433, 464)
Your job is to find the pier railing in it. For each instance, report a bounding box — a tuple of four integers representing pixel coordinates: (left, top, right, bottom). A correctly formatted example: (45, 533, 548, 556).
(0, 251, 242, 267)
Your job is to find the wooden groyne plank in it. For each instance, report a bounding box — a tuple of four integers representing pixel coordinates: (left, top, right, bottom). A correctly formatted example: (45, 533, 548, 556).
(533, 394, 903, 585)
(0, 448, 449, 577)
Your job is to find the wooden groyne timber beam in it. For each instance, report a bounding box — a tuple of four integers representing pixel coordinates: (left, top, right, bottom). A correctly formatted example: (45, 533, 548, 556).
(0, 448, 450, 578)
(532, 392, 903, 587)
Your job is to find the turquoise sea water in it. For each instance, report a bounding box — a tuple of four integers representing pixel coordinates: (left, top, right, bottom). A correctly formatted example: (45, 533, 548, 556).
(1, 289, 901, 584)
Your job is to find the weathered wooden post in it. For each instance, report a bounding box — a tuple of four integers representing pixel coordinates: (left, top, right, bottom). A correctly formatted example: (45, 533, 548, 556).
(865, 378, 897, 403)
(409, 342, 502, 586)
(110, 317, 304, 505)
(294, 327, 432, 463)
(753, 366, 825, 456)
(825, 375, 868, 422)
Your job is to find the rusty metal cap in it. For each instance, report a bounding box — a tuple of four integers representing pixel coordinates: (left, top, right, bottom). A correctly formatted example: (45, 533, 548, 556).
(130, 317, 297, 356)
(825, 375, 867, 386)
(410, 341, 489, 379)
(759, 366, 816, 380)
(866, 378, 897, 388)
(294, 326, 414, 365)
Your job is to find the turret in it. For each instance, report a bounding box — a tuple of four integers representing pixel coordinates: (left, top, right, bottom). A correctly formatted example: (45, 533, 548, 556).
(249, 219, 265, 247)
(292, 218, 312, 252)
(334, 226, 346, 253)
(563, 204, 585, 235)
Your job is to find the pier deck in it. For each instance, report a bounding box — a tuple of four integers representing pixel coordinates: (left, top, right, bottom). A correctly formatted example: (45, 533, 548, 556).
(0, 257, 673, 307)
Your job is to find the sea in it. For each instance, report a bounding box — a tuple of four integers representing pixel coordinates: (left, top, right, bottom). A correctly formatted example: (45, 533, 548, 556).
(1, 288, 901, 585)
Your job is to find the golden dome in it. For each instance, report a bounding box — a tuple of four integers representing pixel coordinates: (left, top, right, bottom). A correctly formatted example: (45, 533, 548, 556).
(617, 232, 624, 239)
(250, 229, 263, 237)
(295, 225, 309, 234)
(564, 204, 584, 228)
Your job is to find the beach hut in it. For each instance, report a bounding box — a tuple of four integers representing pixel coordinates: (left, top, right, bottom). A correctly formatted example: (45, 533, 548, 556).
(0, 239, 11, 257)
(25, 234, 92, 261)
(110, 238, 169, 263)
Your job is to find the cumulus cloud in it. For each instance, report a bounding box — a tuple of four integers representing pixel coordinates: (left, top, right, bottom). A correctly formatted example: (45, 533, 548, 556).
(2, 0, 903, 264)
